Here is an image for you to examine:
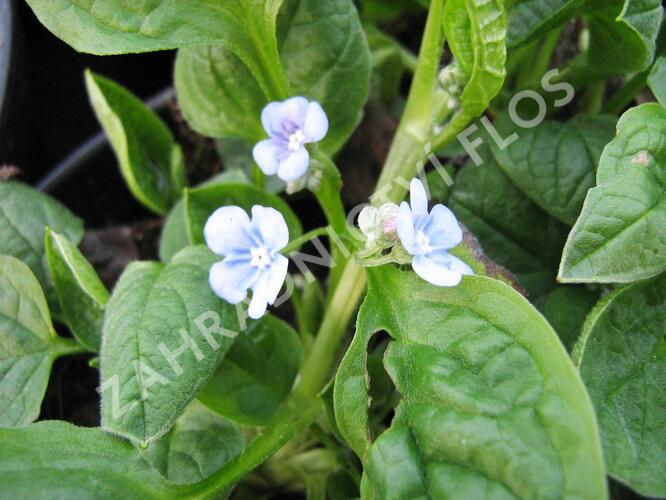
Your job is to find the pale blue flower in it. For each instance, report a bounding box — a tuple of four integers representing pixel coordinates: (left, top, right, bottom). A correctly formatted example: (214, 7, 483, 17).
(204, 205, 289, 319)
(252, 97, 329, 182)
(397, 178, 473, 286)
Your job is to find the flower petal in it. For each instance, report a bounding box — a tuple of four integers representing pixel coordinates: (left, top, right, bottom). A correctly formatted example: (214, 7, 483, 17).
(409, 178, 429, 214)
(261, 102, 284, 137)
(303, 101, 329, 142)
(204, 206, 251, 256)
(427, 204, 463, 249)
(396, 201, 417, 255)
(251, 205, 289, 251)
(209, 257, 258, 304)
(280, 96, 309, 127)
(411, 253, 464, 287)
(278, 148, 310, 181)
(448, 254, 474, 276)
(247, 255, 288, 319)
(253, 139, 282, 175)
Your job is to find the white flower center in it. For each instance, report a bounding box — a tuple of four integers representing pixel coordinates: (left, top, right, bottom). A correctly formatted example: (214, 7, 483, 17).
(415, 230, 432, 254)
(250, 246, 272, 271)
(287, 129, 306, 152)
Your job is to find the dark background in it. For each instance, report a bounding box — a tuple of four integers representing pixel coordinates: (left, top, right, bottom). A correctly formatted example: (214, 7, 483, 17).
(0, 0, 175, 226)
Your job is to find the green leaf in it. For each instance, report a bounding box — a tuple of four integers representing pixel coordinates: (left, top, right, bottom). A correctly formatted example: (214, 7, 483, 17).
(0, 421, 177, 498)
(198, 316, 302, 426)
(508, 0, 663, 75)
(159, 199, 189, 264)
(508, 0, 584, 48)
(443, 0, 507, 121)
(141, 401, 245, 484)
(648, 55, 666, 106)
(174, 46, 266, 143)
(175, 0, 371, 155)
(25, 0, 289, 100)
(543, 286, 600, 351)
(575, 273, 666, 497)
(85, 70, 186, 215)
(334, 266, 607, 498)
(0, 181, 84, 315)
(100, 246, 240, 444)
(585, 0, 663, 75)
(159, 170, 250, 263)
(185, 183, 302, 246)
(449, 152, 569, 300)
(558, 103, 666, 283)
(0, 255, 82, 427)
(490, 113, 616, 225)
(45, 228, 108, 352)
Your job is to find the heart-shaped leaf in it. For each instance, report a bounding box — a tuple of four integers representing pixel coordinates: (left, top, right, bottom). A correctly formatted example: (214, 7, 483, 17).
(559, 104, 666, 283)
(575, 272, 666, 497)
(334, 266, 607, 498)
(100, 246, 240, 444)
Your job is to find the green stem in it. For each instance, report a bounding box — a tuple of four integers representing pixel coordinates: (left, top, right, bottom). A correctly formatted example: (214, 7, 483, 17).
(282, 227, 332, 254)
(52, 337, 89, 357)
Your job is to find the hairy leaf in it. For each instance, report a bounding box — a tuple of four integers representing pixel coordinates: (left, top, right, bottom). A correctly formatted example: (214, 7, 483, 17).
(559, 104, 666, 283)
(45, 228, 108, 352)
(198, 316, 302, 426)
(100, 246, 240, 444)
(0, 181, 83, 315)
(575, 273, 666, 497)
(490, 113, 616, 225)
(85, 70, 186, 215)
(334, 266, 607, 498)
(0, 421, 176, 498)
(0, 256, 81, 427)
(141, 401, 245, 484)
(185, 183, 302, 246)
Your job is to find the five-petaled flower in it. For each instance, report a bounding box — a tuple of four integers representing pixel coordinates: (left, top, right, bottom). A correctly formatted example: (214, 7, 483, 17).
(253, 97, 329, 182)
(397, 178, 473, 286)
(205, 205, 289, 319)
